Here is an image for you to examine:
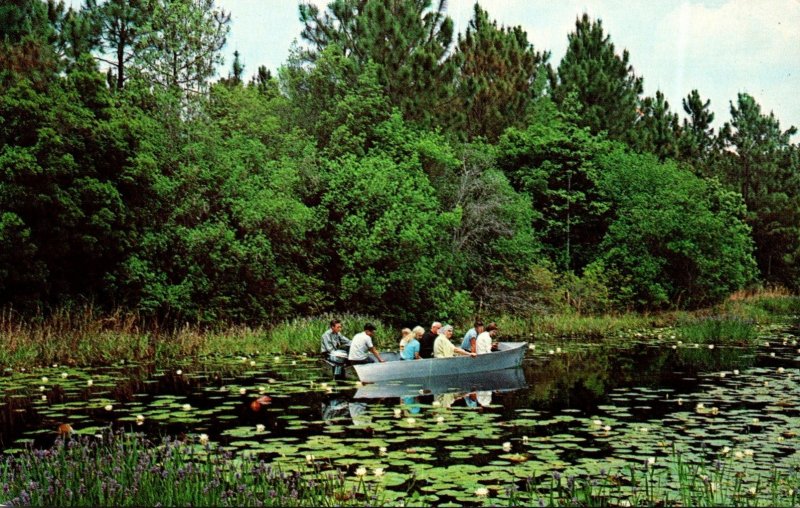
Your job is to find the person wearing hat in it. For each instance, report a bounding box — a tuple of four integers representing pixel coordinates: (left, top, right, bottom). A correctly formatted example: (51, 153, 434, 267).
(348, 323, 386, 364)
(475, 322, 498, 354)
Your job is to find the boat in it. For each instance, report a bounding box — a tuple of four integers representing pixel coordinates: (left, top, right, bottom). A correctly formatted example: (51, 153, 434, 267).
(353, 341, 528, 383)
(353, 367, 527, 399)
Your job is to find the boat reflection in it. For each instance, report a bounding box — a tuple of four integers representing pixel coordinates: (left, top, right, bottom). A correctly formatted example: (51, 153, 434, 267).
(352, 367, 526, 401)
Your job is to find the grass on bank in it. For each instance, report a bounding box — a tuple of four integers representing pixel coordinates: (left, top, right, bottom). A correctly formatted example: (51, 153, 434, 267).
(1, 292, 799, 369)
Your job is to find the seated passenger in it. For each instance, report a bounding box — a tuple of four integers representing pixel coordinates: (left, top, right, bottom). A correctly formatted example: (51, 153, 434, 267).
(399, 328, 413, 352)
(460, 320, 484, 353)
(348, 323, 386, 365)
(320, 319, 351, 378)
(433, 325, 476, 358)
(475, 322, 498, 354)
(401, 326, 423, 360)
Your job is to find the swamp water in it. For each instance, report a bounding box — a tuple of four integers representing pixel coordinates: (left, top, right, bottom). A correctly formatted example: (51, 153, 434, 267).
(1, 325, 799, 505)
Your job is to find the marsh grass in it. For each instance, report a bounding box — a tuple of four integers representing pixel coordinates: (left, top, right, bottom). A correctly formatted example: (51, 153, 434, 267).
(1, 290, 796, 368)
(509, 448, 800, 507)
(0, 429, 384, 507)
(676, 316, 758, 345)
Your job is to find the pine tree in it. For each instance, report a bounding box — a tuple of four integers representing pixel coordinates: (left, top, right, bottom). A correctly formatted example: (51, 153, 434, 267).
(632, 90, 680, 161)
(678, 89, 716, 166)
(455, 3, 550, 141)
(298, 0, 458, 127)
(552, 13, 643, 143)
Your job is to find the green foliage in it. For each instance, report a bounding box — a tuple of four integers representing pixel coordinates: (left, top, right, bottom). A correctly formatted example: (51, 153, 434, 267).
(298, 0, 459, 129)
(714, 93, 800, 290)
(675, 316, 758, 344)
(552, 13, 643, 143)
(454, 3, 550, 141)
(592, 149, 758, 309)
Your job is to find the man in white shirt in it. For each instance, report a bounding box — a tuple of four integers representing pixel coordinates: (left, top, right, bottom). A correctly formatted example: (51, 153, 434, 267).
(348, 323, 385, 364)
(475, 322, 498, 354)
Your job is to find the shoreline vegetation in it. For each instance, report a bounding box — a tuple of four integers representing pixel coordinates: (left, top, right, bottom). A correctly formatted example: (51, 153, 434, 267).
(1, 290, 798, 370)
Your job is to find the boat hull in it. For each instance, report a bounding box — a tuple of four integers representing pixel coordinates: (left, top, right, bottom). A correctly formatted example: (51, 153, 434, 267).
(353, 342, 527, 383)
(353, 367, 527, 399)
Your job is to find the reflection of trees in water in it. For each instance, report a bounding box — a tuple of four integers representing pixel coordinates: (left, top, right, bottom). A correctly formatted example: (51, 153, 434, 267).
(508, 343, 759, 410)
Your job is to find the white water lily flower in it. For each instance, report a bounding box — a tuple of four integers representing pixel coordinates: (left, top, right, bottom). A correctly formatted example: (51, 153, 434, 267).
(273, 356, 281, 362)
(721, 446, 731, 455)
(647, 457, 655, 466)
(710, 482, 718, 493)
(710, 407, 719, 415)
(268, 378, 276, 384)
(256, 424, 265, 432)
(373, 467, 385, 477)
(239, 388, 247, 395)
(136, 414, 145, 423)
(748, 487, 757, 496)
(603, 425, 611, 432)
(38, 385, 45, 391)
(104, 404, 113, 411)
(199, 433, 209, 445)
(87, 379, 93, 387)
(405, 417, 416, 425)
(41, 395, 47, 401)
(765, 341, 770, 347)
(176, 369, 182, 376)
(355, 467, 367, 477)
(555, 347, 562, 353)
(744, 449, 754, 457)
(41, 377, 48, 383)
(671, 345, 677, 349)
(719, 372, 726, 378)
(502, 442, 512, 452)
(394, 408, 402, 418)
(182, 404, 191, 411)
(548, 349, 555, 355)
(61, 372, 68, 378)
(696, 403, 705, 411)
(379, 446, 387, 456)
(291, 361, 297, 366)
(770, 352, 776, 357)
(640, 426, 649, 433)
(734, 451, 744, 459)
(618, 500, 631, 507)
(305, 454, 315, 464)
(764, 381, 769, 387)
(320, 382, 328, 390)
(475, 487, 489, 497)
(250, 360, 256, 367)
(778, 367, 785, 373)
(733, 369, 740, 375)
(431, 400, 441, 407)
(436, 416, 444, 424)
(708, 344, 714, 350)
(522, 436, 529, 443)
(677, 398, 683, 406)
(52, 363, 58, 368)
(752, 418, 760, 424)
(528, 344, 535, 350)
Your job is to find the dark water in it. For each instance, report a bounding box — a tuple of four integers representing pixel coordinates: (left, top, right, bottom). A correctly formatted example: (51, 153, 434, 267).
(2, 326, 799, 502)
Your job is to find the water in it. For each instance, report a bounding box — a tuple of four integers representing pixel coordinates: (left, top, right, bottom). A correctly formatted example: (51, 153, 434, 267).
(2, 326, 799, 502)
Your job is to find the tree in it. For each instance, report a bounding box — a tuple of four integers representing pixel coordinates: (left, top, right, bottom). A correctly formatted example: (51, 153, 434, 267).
(593, 149, 757, 309)
(454, 3, 550, 141)
(552, 13, 643, 143)
(497, 107, 614, 273)
(678, 89, 715, 166)
(298, 0, 459, 127)
(631, 90, 680, 161)
(134, 0, 230, 94)
(716, 93, 800, 288)
(83, 0, 150, 90)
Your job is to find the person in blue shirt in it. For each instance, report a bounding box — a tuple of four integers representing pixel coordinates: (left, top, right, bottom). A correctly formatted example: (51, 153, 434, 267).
(460, 320, 484, 353)
(401, 326, 423, 360)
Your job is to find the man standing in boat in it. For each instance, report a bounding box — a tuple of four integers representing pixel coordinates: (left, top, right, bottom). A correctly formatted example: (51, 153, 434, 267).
(419, 321, 441, 358)
(321, 319, 351, 378)
(349, 323, 386, 364)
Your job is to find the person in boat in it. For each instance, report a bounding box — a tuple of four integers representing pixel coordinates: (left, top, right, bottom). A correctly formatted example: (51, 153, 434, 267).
(419, 321, 442, 358)
(348, 323, 386, 364)
(433, 325, 476, 358)
(398, 328, 413, 353)
(320, 319, 351, 377)
(475, 322, 498, 354)
(460, 320, 484, 353)
(400, 326, 423, 360)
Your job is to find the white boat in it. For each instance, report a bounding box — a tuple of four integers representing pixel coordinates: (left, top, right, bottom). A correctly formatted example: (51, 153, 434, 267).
(353, 342, 528, 383)
(353, 367, 527, 399)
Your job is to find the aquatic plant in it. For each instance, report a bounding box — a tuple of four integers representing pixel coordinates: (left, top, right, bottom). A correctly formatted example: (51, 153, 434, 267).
(0, 429, 386, 507)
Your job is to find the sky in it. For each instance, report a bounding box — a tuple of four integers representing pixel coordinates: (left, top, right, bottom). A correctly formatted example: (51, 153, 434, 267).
(71, 0, 800, 138)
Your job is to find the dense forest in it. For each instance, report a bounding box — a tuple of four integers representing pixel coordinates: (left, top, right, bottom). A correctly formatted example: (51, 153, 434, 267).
(1, 0, 798, 326)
